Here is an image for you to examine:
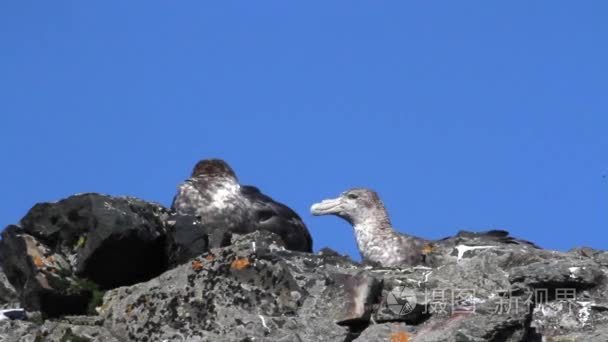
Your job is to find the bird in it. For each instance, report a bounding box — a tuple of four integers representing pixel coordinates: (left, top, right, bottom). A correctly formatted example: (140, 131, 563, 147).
(171, 159, 312, 253)
(310, 188, 537, 268)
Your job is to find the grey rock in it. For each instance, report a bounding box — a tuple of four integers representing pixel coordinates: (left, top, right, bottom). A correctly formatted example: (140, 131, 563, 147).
(509, 259, 604, 291)
(412, 300, 531, 342)
(2, 194, 608, 341)
(0, 319, 38, 342)
(94, 227, 608, 342)
(0, 318, 120, 342)
(354, 322, 413, 341)
(324, 273, 382, 325)
(99, 231, 366, 342)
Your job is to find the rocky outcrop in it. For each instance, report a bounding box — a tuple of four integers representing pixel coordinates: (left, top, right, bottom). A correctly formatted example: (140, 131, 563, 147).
(0, 194, 170, 317)
(0, 316, 120, 342)
(18, 193, 170, 289)
(0, 266, 18, 309)
(1, 193, 607, 341)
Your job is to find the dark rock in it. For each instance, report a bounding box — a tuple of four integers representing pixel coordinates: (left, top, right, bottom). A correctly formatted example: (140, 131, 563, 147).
(0, 265, 18, 309)
(354, 322, 413, 341)
(0, 225, 92, 317)
(165, 210, 310, 268)
(21, 193, 170, 288)
(0, 194, 170, 317)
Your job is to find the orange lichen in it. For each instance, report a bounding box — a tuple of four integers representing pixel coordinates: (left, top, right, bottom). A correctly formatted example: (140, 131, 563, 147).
(422, 243, 436, 255)
(33, 256, 44, 268)
(231, 257, 251, 270)
(390, 331, 410, 342)
(204, 254, 215, 261)
(191, 259, 203, 271)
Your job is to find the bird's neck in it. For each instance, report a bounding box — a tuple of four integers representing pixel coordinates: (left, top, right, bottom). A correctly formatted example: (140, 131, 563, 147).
(352, 205, 395, 248)
(353, 202, 392, 231)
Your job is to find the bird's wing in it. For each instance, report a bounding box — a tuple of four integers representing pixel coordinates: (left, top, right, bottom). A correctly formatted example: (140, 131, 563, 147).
(240, 185, 312, 252)
(241, 185, 303, 220)
(448, 230, 541, 248)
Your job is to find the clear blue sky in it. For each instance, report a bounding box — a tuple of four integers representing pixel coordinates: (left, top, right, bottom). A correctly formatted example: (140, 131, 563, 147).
(1, 2, 607, 259)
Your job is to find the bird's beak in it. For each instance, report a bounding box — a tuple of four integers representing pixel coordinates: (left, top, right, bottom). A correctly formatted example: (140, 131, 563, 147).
(310, 197, 343, 216)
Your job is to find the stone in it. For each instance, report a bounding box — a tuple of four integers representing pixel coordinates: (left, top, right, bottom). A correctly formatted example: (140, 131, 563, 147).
(0, 266, 18, 309)
(2, 193, 608, 341)
(0, 194, 170, 317)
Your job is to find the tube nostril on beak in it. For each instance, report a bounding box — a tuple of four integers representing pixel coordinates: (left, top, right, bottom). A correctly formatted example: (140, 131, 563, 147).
(310, 203, 322, 215)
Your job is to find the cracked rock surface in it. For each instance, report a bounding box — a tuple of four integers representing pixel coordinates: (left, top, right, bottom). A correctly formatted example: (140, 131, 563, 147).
(1, 193, 607, 341)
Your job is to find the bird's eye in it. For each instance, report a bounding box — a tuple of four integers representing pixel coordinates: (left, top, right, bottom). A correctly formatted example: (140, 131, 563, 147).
(347, 193, 359, 200)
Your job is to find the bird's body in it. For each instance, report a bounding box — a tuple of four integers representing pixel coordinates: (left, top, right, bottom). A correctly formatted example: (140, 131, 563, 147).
(311, 188, 536, 268)
(352, 222, 428, 267)
(349, 201, 428, 267)
(172, 159, 312, 252)
(173, 176, 247, 233)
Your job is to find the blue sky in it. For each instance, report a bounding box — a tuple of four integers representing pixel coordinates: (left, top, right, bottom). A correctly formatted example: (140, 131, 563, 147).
(1, 2, 607, 259)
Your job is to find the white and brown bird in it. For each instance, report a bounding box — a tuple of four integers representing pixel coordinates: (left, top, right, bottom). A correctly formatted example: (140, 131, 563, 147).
(172, 159, 312, 252)
(311, 188, 537, 268)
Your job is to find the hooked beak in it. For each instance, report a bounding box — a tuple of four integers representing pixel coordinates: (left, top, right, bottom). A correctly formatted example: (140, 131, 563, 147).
(310, 197, 343, 216)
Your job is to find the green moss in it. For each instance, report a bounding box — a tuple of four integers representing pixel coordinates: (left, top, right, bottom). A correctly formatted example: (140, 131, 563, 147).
(71, 278, 106, 315)
(46, 274, 72, 291)
(74, 236, 86, 250)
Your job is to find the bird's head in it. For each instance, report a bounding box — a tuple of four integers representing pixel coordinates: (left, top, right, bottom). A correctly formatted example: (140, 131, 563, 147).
(310, 188, 386, 225)
(191, 159, 238, 181)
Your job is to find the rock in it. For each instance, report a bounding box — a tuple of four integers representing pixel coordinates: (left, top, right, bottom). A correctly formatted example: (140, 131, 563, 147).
(354, 322, 413, 341)
(35, 317, 120, 342)
(329, 273, 382, 325)
(509, 259, 604, 292)
(411, 301, 533, 342)
(2, 193, 608, 341)
(0, 319, 38, 341)
(0, 194, 170, 317)
(0, 266, 18, 309)
(0, 318, 120, 342)
(99, 230, 369, 341)
(0, 224, 93, 317)
(165, 214, 233, 267)
(95, 227, 608, 342)
(19, 193, 170, 288)
(165, 209, 311, 268)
